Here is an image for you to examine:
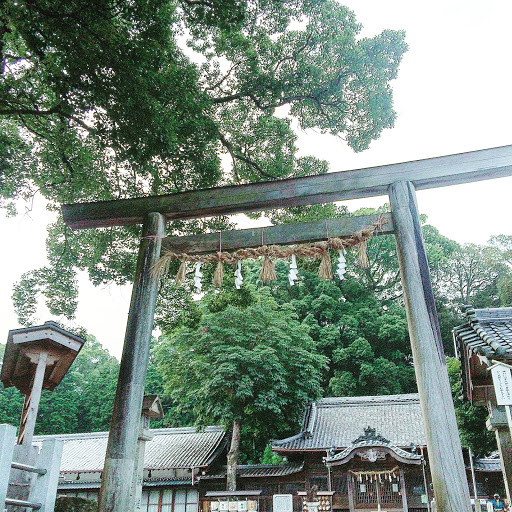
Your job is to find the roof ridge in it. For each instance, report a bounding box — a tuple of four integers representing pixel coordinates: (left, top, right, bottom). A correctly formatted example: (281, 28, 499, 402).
(215, 462, 302, 469)
(34, 425, 224, 440)
(316, 393, 420, 406)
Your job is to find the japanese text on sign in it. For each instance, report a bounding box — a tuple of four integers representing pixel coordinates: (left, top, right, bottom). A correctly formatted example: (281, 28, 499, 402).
(491, 365, 512, 405)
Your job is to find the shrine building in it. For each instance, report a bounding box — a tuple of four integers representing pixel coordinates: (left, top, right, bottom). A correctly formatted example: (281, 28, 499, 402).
(45, 394, 503, 512)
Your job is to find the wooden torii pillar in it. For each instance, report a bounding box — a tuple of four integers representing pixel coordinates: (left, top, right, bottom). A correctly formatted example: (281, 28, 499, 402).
(62, 145, 512, 512)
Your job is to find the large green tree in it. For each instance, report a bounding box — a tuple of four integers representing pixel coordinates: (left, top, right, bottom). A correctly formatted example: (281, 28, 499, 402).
(439, 243, 508, 308)
(489, 235, 512, 305)
(155, 287, 327, 490)
(2, 0, 407, 322)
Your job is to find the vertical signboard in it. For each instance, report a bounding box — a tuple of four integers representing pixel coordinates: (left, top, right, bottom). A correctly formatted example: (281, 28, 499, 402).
(491, 365, 512, 405)
(490, 363, 512, 446)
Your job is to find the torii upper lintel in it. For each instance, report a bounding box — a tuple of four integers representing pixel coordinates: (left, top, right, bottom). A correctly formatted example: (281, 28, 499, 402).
(63, 144, 512, 229)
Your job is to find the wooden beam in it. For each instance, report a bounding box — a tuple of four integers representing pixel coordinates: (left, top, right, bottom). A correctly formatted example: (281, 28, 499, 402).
(20, 351, 48, 450)
(389, 181, 472, 512)
(162, 213, 393, 255)
(63, 144, 512, 229)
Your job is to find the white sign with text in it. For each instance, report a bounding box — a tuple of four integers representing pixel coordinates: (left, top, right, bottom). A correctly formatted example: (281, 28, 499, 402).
(273, 495, 293, 512)
(491, 365, 512, 405)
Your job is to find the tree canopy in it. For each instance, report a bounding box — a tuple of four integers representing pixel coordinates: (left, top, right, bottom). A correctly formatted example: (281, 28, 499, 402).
(1, 0, 510, 463)
(1, 0, 407, 199)
(2, 0, 407, 320)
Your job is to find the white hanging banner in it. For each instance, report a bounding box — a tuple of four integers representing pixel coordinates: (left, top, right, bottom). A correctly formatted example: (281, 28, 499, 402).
(491, 365, 512, 405)
(193, 262, 203, 294)
(288, 254, 298, 286)
(234, 260, 243, 289)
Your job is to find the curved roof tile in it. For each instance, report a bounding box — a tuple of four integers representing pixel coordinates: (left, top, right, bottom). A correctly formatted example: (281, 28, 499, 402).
(273, 394, 425, 451)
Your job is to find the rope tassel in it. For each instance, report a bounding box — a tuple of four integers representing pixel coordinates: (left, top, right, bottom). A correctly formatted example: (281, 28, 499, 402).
(175, 258, 188, 284)
(259, 247, 277, 282)
(212, 255, 224, 287)
(357, 240, 369, 269)
(318, 249, 333, 280)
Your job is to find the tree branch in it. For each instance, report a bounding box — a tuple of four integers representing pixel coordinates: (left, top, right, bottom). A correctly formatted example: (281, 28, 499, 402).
(0, 104, 95, 132)
(205, 61, 242, 92)
(218, 132, 277, 180)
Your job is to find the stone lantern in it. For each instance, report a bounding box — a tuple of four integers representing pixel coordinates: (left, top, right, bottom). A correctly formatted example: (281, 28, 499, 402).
(132, 395, 164, 512)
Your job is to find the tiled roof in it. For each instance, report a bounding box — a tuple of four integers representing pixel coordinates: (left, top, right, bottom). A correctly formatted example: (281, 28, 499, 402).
(272, 394, 425, 451)
(454, 306, 512, 360)
(202, 462, 304, 479)
(473, 456, 502, 473)
(467, 452, 503, 473)
(35, 427, 227, 473)
(57, 477, 193, 491)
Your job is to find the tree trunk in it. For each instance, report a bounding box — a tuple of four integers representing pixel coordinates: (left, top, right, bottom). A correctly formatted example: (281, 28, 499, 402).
(226, 419, 241, 491)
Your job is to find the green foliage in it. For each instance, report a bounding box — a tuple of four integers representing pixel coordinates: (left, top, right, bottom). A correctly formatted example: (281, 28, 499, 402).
(489, 235, 512, 305)
(261, 444, 284, 464)
(0, 342, 24, 426)
(155, 287, 327, 461)
(439, 243, 508, 308)
(489, 235, 512, 265)
(446, 358, 496, 456)
(498, 274, 512, 306)
(55, 497, 97, 512)
(269, 264, 417, 396)
(1, 0, 408, 320)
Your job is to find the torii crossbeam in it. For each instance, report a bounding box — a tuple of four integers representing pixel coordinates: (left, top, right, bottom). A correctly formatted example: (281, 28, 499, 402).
(63, 144, 512, 512)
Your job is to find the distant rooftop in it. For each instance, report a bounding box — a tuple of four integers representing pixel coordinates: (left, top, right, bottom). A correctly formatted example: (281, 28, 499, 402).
(454, 306, 512, 360)
(473, 456, 502, 473)
(35, 426, 227, 473)
(202, 462, 304, 479)
(273, 394, 425, 451)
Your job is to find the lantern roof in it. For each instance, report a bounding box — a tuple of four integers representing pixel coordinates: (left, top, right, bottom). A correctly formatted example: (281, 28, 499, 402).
(142, 394, 164, 419)
(1, 320, 85, 393)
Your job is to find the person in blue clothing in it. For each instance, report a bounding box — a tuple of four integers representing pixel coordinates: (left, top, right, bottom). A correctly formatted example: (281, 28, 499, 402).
(489, 493, 506, 510)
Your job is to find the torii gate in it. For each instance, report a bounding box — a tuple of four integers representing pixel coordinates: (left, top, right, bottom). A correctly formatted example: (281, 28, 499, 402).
(63, 144, 512, 512)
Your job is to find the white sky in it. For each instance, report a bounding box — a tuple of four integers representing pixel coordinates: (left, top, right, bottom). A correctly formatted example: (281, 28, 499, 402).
(1, 0, 511, 359)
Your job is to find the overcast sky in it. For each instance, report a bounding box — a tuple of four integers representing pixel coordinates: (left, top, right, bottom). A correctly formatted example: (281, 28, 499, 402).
(1, 0, 511, 358)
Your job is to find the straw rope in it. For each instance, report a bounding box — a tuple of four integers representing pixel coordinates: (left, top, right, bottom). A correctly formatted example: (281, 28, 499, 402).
(151, 216, 385, 283)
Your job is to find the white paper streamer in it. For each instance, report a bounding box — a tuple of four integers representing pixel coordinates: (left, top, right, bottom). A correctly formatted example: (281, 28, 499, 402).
(288, 254, 298, 286)
(336, 250, 347, 280)
(234, 260, 243, 289)
(193, 262, 203, 293)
